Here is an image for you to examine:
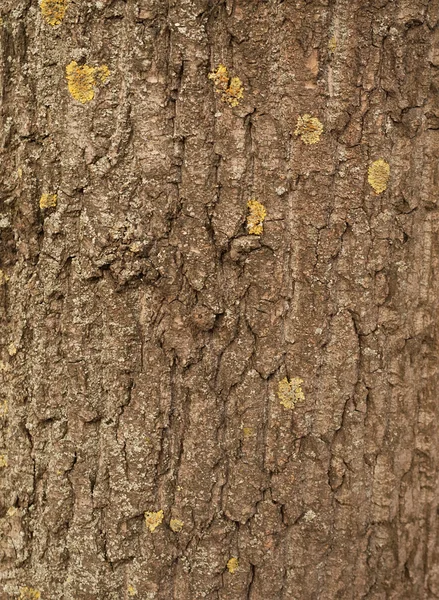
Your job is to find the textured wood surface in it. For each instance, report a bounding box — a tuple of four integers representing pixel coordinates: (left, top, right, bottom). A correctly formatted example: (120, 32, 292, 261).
(1, 0, 439, 598)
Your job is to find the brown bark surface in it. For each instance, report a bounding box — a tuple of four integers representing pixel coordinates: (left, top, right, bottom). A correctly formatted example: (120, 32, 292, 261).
(1, 0, 439, 598)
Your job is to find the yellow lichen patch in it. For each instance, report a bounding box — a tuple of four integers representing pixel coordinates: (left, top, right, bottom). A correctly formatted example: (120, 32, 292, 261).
(127, 584, 138, 597)
(66, 62, 95, 103)
(226, 76, 244, 107)
(294, 114, 324, 145)
(368, 159, 390, 194)
(7, 506, 17, 517)
(66, 61, 110, 104)
(0, 270, 9, 285)
(328, 36, 337, 53)
(0, 399, 8, 418)
(8, 343, 17, 356)
(247, 199, 267, 235)
(0, 455, 8, 467)
(227, 557, 239, 574)
(208, 64, 244, 107)
(40, 0, 68, 26)
(144, 510, 164, 532)
(17, 167, 23, 179)
(39, 193, 57, 209)
(19, 588, 41, 600)
(277, 377, 305, 410)
(209, 64, 229, 92)
(96, 65, 110, 84)
(242, 427, 254, 438)
(170, 518, 184, 533)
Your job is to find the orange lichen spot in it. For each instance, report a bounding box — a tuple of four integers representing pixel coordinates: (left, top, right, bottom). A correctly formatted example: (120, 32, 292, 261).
(227, 557, 239, 574)
(328, 36, 337, 53)
(144, 510, 164, 532)
(19, 588, 41, 600)
(247, 199, 267, 235)
(8, 343, 17, 356)
(0, 270, 9, 286)
(294, 114, 324, 145)
(277, 377, 305, 410)
(127, 584, 138, 597)
(0, 455, 8, 467)
(170, 518, 184, 532)
(66, 61, 110, 104)
(368, 159, 390, 194)
(39, 193, 57, 209)
(40, 0, 68, 26)
(208, 64, 244, 107)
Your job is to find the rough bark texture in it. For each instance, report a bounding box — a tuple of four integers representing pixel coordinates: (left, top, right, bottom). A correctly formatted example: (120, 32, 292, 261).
(1, 0, 439, 598)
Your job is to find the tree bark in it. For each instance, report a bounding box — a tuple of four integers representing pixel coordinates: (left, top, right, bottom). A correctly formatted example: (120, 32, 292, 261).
(1, 0, 439, 598)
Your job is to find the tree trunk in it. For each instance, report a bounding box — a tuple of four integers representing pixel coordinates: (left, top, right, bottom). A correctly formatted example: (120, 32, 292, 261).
(1, 0, 439, 598)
